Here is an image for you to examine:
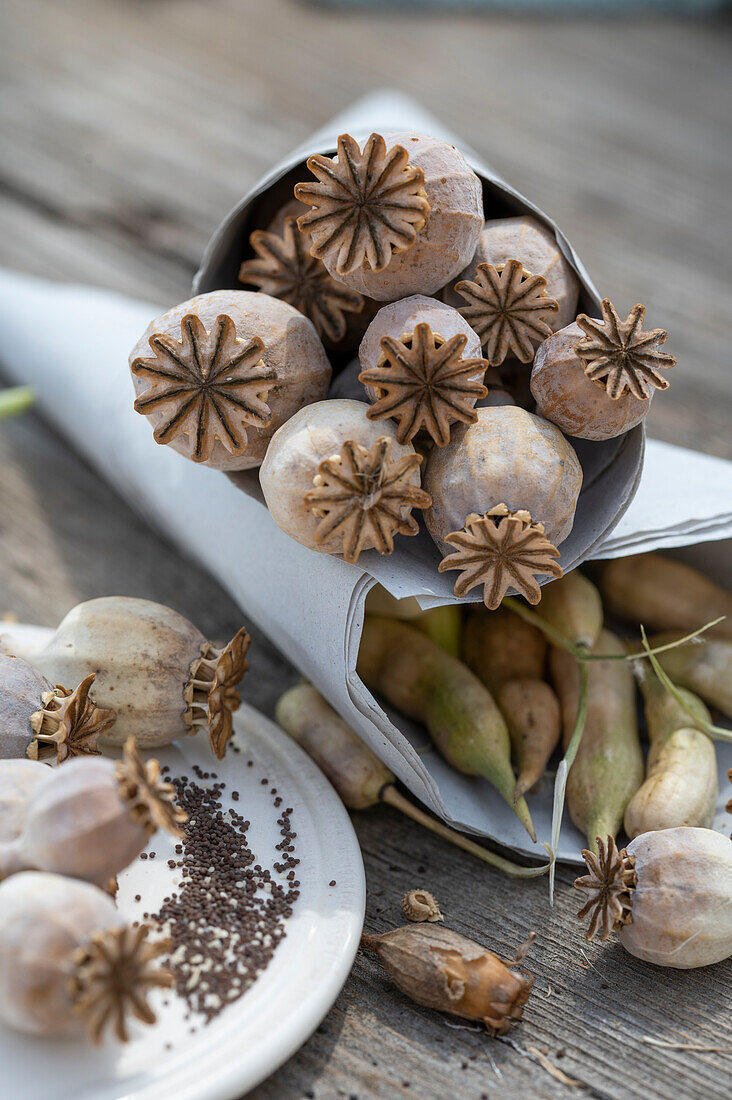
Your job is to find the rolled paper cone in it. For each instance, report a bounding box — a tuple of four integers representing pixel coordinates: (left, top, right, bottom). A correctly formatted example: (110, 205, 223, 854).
(1, 93, 729, 863)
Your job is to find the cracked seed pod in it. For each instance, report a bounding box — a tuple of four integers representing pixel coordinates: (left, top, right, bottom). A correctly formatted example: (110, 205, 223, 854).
(0, 652, 115, 764)
(357, 295, 487, 446)
(130, 289, 331, 470)
(576, 830, 732, 968)
(0, 760, 49, 843)
(444, 216, 580, 335)
(260, 399, 430, 564)
(531, 322, 652, 440)
(0, 871, 172, 1040)
(0, 737, 186, 885)
(402, 889, 444, 923)
(29, 597, 250, 758)
(361, 924, 534, 1034)
(424, 407, 582, 608)
(295, 132, 483, 301)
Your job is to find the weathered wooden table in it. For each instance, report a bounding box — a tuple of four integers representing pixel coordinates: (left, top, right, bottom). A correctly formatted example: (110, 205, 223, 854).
(1, 2, 730, 1097)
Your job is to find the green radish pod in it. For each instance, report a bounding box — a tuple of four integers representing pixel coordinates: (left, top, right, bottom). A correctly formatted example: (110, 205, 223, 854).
(550, 629, 643, 851)
(534, 570, 603, 651)
(358, 616, 536, 840)
(496, 679, 561, 801)
(365, 585, 462, 658)
(624, 673, 717, 837)
(463, 608, 546, 695)
(600, 554, 732, 641)
(638, 634, 732, 718)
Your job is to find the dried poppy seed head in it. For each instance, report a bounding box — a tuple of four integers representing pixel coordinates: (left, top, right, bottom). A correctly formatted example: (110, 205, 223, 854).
(454, 260, 559, 365)
(402, 889, 444, 923)
(575, 299, 675, 400)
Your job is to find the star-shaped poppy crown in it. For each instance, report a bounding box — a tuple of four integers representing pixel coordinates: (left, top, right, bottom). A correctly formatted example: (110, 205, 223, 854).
(304, 437, 431, 564)
(239, 217, 364, 343)
(294, 133, 430, 277)
(359, 323, 488, 447)
(28, 673, 116, 763)
(132, 314, 276, 462)
(575, 299, 676, 400)
(574, 835, 638, 942)
(438, 505, 563, 610)
(455, 260, 559, 364)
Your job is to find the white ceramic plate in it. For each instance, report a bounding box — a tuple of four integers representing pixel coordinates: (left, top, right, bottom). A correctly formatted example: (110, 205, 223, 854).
(0, 625, 366, 1100)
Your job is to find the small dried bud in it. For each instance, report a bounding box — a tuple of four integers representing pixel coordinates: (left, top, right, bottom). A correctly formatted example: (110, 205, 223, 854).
(401, 889, 443, 923)
(361, 924, 534, 1035)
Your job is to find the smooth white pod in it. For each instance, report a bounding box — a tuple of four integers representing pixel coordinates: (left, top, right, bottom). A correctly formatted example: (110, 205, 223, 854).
(531, 323, 650, 440)
(358, 295, 482, 384)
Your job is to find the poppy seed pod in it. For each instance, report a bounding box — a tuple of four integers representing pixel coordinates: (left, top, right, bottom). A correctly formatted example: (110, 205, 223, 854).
(0, 652, 115, 763)
(29, 597, 250, 758)
(130, 289, 331, 470)
(0, 738, 187, 885)
(0, 759, 50, 843)
(0, 871, 172, 1041)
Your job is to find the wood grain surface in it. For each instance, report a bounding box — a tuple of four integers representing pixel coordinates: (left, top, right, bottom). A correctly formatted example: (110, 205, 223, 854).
(1, 2, 730, 1098)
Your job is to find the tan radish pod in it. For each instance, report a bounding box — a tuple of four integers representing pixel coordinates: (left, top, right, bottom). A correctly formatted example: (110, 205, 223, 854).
(0, 871, 171, 1040)
(638, 634, 732, 719)
(550, 630, 643, 850)
(357, 296, 487, 447)
(361, 924, 534, 1034)
(294, 132, 483, 301)
(259, 399, 430, 564)
(624, 672, 717, 838)
(0, 652, 115, 763)
(130, 289, 331, 471)
(600, 553, 732, 641)
(0, 760, 49, 843)
(30, 597, 250, 758)
(444, 216, 580, 332)
(533, 570, 603, 651)
(424, 406, 582, 608)
(531, 323, 652, 441)
(576, 830, 732, 968)
(0, 738, 186, 886)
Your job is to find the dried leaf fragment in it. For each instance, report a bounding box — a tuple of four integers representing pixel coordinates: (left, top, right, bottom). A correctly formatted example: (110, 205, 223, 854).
(360, 323, 488, 446)
(115, 737, 188, 838)
(294, 132, 430, 276)
(305, 437, 431, 564)
(131, 313, 276, 462)
(455, 260, 559, 364)
(574, 834, 638, 941)
(438, 504, 563, 610)
(576, 299, 675, 400)
(402, 889, 444, 923)
(70, 924, 173, 1043)
(239, 217, 364, 343)
(28, 673, 115, 762)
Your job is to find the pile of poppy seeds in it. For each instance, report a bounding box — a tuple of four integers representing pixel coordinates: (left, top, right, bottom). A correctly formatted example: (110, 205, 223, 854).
(138, 761, 300, 1027)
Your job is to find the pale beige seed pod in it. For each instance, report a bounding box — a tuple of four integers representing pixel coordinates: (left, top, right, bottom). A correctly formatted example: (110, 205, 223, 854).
(29, 597, 250, 758)
(259, 399, 430, 564)
(444, 216, 580, 331)
(0, 871, 172, 1041)
(576, 830, 732, 968)
(296, 132, 483, 301)
(0, 738, 186, 885)
(0, 652, 116, 763)
(0, 760, 49, 843)
(359, 296, 483, 378)
(531, 323, 651, 440)
(130, 289, 331, 470)
(424, 407, 582, 608)
(401, 889, 444, 923)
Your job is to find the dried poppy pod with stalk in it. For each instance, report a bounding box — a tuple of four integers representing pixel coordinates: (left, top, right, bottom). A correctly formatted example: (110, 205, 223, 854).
(0, 651, 115, 764)
(238, 198, 366, 347)
(445, 215, 580, 366)
(357, 295, 488, 447)
(130, 289, 331, 470)
(575, 830, 732, 968)
(294, 131, 483, 301)
(424, 406, 583, 609)
(531, 301, 675, 441)
(0, 871, 172, 1041)
(27, 597, 250, 759)
(259, 399, 430, 565)
(361, 923, 535, 1035)
(0, 737, 187, 886)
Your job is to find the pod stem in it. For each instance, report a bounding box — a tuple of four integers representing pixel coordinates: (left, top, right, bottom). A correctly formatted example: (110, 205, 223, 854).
(380, 785, 550, 879)
(639, 626, 732, 743)
(548, 660, 590, 906)
(0, 385, 34, 420)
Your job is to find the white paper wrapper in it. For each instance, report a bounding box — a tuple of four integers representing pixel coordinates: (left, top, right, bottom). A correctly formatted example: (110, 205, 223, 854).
(1, 97, 730, 864)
